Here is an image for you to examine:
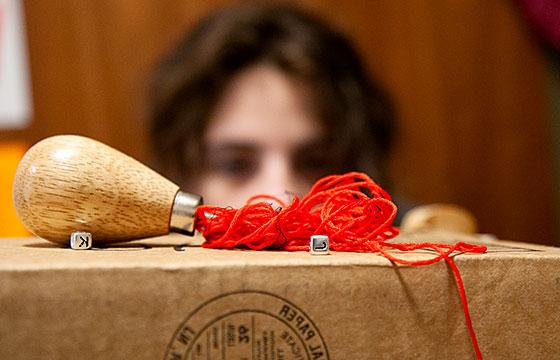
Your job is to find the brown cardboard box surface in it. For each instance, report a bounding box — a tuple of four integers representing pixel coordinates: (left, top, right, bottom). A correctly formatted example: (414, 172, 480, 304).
(1, 231, 559, 359)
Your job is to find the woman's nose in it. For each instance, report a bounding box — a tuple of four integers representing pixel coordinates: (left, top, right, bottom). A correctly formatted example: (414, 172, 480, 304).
(258, 151, 298, 201)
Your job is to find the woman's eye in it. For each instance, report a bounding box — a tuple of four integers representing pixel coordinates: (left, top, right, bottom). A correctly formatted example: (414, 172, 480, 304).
(293, 155, 329, 183)
(220, 158, 254, 175)
(202, 144, 259, 179)
(207, 155, 257, 179)
(294, 144, 332, 173)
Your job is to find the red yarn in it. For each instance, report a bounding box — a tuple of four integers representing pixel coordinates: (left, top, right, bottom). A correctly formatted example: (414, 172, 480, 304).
(194, 172, 486, 359)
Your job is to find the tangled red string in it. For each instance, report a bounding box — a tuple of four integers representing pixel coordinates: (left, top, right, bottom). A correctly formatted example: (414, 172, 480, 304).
(194, 172, 486, 359)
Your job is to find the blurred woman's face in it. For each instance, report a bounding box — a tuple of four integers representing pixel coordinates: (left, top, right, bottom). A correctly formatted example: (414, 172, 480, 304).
(193, 64, 329, 207)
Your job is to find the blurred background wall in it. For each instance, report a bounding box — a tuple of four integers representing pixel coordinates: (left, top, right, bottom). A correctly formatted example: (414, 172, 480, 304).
(1, 0, 558, 245)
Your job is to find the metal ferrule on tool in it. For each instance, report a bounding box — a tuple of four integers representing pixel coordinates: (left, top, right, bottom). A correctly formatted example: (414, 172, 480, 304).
(170, 191, 203, 235)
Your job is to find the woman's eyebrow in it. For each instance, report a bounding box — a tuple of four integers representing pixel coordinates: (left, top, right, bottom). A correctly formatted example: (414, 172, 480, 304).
(205, 142, 259, 153)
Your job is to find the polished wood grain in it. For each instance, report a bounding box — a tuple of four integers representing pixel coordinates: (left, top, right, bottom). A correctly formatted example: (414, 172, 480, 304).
(13, 135, 180, 244)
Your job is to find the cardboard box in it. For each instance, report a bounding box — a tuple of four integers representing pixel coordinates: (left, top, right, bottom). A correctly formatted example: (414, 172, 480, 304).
(0, 231, 559, 359)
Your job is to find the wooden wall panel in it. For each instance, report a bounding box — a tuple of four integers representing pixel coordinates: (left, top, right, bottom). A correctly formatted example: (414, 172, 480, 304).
(5, 0, 554, 244)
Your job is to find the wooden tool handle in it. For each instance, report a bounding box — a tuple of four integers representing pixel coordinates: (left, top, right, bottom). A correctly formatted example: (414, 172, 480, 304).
(400, 203, 478, 234)
(13, 135, 184, 244)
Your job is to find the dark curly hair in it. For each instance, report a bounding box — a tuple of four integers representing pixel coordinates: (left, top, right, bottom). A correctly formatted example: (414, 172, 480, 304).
(149, 2, 396, 188)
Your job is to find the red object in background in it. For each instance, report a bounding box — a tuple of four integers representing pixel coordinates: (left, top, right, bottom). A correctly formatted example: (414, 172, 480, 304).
(518, 0, 560, 50)
(0, 142, 29, 237)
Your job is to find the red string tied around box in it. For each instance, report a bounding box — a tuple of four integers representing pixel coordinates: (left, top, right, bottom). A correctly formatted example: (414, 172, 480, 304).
(194, 172, 486, 360)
